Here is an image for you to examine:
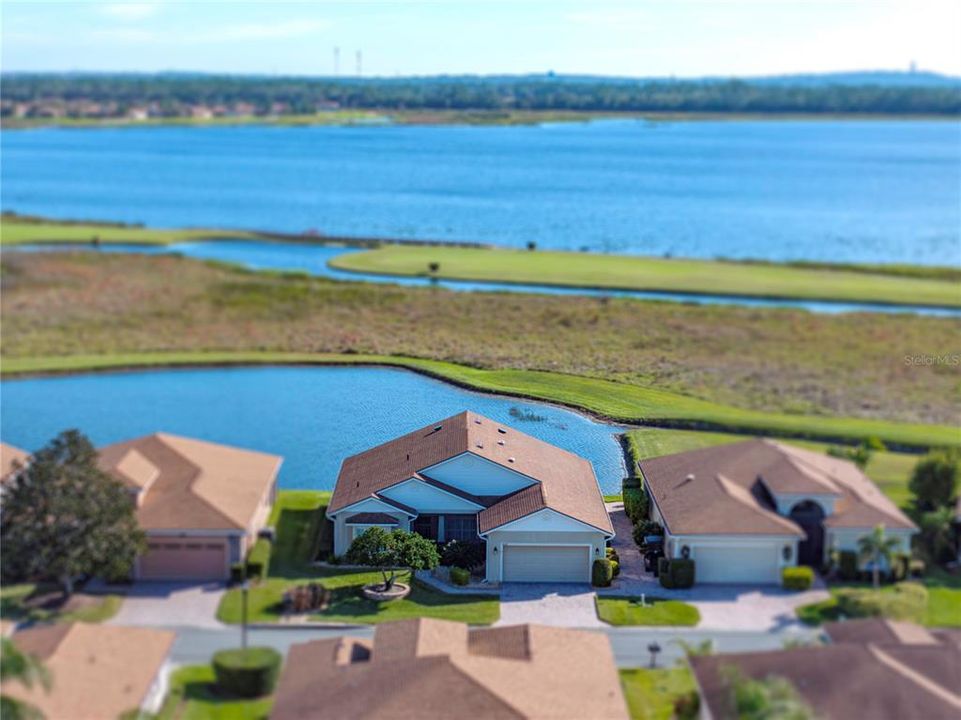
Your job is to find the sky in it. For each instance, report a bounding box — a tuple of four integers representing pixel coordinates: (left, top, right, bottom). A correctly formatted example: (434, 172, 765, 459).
(2, 0, 960, 78)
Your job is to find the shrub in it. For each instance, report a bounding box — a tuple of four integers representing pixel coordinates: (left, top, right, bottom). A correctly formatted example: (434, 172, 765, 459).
(611, 560, 620, 577)
(658, 557, 673, 588)
(449, 567, 470, 586)
(835, 583, 928, 623)
(909, 449, 959, 513)
(440, 540, 486, 572)
(246, 538, 271, 579)
(889, 553, 910, 583)
(212, 647, 282, 698)
(782, 566, 814, 591)
(592, 558, 614, 587)
(622, 487, 648, 524)
(606, 547, 620, 564)
(673, 690, 700, 720)
(622, 475, 641, 490)
(658, 558, 695, 589)
(229, 563, 245, 584)
(632, 520, 664, 548)
(909, 558, 926, 577)
(838, 550, 859, 581)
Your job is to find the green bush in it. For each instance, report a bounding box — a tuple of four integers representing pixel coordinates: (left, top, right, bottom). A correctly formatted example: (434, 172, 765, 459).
(909, 558, 926, 578)
(835, 583, 928, 623)
(245, 538, 271, 579)
(658, 557, 673, 588)
(592, 558, 614, 587)
(782, 566, 814, 591)
(606, 547, 620, 564)
(622, 475, 641, 490)
(673, 690, 700, 720)
(212, 647, 282, 698)
(441, 540, 486, 572)
(449, 567, 470, 586)
(658, 558, 695, 589)
(229, 563, 244, 584)
(611, 560, 620, 577)
(838, 550, 859, 581)
(632, 520, 664, 548)
(622, 487, 648, 524)
(889, 553, 910, 583)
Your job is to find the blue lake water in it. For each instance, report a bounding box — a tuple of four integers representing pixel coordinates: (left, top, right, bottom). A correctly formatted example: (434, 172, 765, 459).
(9, 241, 959, 316)
(0, 366, 627, 494)
(3, 120, 959, 265)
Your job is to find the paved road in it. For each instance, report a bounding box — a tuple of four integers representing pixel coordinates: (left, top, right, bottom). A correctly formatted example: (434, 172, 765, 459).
(169, 623, 823, 668)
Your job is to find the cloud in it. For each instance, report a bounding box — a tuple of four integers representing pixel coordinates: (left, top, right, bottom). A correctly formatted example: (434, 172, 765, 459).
(98, 2, 162, 22)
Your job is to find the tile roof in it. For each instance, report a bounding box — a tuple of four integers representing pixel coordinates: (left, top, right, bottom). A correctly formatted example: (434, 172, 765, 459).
(98, 433, 282, 531)
(272, 618, 628, 720)
(0, 441, 29, 482)
(825, 618, 942, 646)
(640, 439, 915, 536)
(690, 641, 961, 720)
(329, 411, 613, 535)
(2, 623, 174, 720)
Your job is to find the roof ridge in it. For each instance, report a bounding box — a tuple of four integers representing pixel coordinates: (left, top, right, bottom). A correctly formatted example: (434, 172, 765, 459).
(869, 645, 961, 710)
(715, 474, 804, 534)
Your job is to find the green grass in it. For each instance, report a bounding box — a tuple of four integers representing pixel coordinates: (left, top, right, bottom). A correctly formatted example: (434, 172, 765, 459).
(619, 667, 697, 720)
(0, 217, 264, 246)
(0, 583, 123, 624)
(156, 665, 272, 720)
(796, 570, 961, 628)
(626, 427, 922, 509)
(330, 245, 961, 308)
(2, 352, 957, 452)
(216, 490, 498, 625)
(596, 596, 701, 626)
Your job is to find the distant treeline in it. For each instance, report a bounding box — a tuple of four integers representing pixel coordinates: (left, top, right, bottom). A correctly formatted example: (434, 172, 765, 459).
(4, 74, 961, 115)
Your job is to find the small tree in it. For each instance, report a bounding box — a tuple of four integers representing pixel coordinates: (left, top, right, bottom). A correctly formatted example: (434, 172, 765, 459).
(427, 262, 440, 274)
(440, 539, 486, 572)
(857, 524, 901, 589)
(345, 528, 439, 591)
(909, 449, 959, 514)
(0, 430, 146, 596)
(919, 506, 957, 564)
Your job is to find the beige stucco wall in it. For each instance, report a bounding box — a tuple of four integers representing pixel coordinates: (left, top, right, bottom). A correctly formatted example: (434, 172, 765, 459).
(484, 529, 607, 582)
(825, 527, 915, 568)
(332, 512, 411, 556)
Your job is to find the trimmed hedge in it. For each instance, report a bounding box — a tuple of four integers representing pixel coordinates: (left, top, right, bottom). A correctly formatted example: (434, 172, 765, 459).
(658, 558, 695, 589)
(245, 538, 271, 580)
(450, 567, 470, 586)
(835, 583, 928, 623)
(782, 566, 814, 591)
(212, 647, 282, 698)
(632, 520, 664, 549)
(838, 550, 859, 581)
(592, 558, 614, 587)
(229, 563, 245, 585)
(623, 487, 648, 524)
(611, 560, 620, 577)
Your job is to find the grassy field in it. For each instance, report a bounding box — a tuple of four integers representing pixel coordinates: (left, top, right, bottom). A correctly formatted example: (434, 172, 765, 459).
(216, 491, 499, 625)
(596, 596, 701, 626)
(619, 667, 697, 720)
(0, 216, 267, 246)
(2, 252, 958, 441)
(330, 245, 961, 308)
(156, 665, 273, 720)
(625, 427, 921, 509)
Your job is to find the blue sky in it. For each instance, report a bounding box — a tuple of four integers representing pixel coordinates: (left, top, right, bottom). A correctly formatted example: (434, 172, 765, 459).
(3, 1, 960, 77)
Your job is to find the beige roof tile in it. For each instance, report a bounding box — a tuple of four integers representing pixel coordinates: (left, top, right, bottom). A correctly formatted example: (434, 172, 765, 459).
(1, 441, 29, 483)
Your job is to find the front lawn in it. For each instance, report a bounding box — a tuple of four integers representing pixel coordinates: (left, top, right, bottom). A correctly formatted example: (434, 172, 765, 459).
(217, 489, 499, 625)
(796, 569, 961, 628)
(0, 583, 123, 624)
(596, 596, 700, 627)
(156, 664, 272, 720)
(619, 667, 698, 720)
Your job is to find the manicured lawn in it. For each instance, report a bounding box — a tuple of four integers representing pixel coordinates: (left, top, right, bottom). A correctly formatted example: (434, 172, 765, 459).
(796, 570, 961, 628)
(2, 352, 957, 452)
(596, 596, 700, 627)
(156, 665, 272, 720)
(619, 667, 698, 720)
(330, 245, 961, 307)
(0, 583, 123, 624)
(217, 490, 499, 625)
(0, 217, 262, 246)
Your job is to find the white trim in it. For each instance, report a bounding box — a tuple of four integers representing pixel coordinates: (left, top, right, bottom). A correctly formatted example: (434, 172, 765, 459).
(479, 508, 613, 537)
(379, 476, 485, 511)
(328, 496, 418, 519)
(499, 542, 594, 582)
(423, 451, 539, 487)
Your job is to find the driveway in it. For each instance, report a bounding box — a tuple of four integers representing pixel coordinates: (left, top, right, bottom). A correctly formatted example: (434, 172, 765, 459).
(497, 583, 604, 628)
(108, 581, 227, 630)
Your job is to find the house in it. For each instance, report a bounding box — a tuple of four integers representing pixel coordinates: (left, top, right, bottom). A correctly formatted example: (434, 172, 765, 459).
(690, 619, 961, 719)
(1, 623, 175, 718)
(639, 439, 917, 584)
(327, 411, 614, 584)
(271, 617, 629, 720)
(1, 441, 29, 484)
(98, 433, 282, 581)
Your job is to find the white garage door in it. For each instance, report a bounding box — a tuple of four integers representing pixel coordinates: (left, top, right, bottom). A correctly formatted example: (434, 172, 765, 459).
(693, 545, 780, 584)
(139, 539, 228, 580)
(503, 545, 589, 583)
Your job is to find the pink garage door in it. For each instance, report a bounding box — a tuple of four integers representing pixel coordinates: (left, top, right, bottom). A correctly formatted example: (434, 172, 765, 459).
(139, 538, 228, 580)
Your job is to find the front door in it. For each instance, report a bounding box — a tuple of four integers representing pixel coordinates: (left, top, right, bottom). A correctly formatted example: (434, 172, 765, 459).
(789, 501, 825, 566)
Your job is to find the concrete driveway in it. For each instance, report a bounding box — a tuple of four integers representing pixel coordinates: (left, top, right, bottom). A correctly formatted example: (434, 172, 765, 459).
(109, 581, 227, 630)
(497, 583, 604, 628)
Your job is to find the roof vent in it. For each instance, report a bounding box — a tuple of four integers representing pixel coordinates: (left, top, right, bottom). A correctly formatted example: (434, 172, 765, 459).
(434, 425, 442, 432)
(685, 474, 695, 482)
(476, 443, 484, 449)
(474, 419, 482, 424)
(406, 453, 410, 462)
(497, 440, 505, 446)
(508, 457, 515, 463)
(497, 428, 507, 434)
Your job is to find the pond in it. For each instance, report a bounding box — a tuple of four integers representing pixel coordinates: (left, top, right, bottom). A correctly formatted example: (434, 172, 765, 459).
(0, 365, 628, 495)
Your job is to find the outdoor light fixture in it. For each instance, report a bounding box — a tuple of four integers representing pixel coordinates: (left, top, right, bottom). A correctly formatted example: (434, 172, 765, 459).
(681, 545, 691, 559)
(783, 545, 793, 561)
(647, 641, 661, 668)
(493, 546, 499, 554)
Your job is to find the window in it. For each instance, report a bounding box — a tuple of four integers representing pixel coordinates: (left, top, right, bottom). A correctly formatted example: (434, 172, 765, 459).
(444, 515, 477, 542)
(411, 515, 439, 540)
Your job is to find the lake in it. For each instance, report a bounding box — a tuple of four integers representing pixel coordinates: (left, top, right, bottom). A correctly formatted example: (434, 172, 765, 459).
(3, 120, 959, 265)
(0, 366, 627, 494)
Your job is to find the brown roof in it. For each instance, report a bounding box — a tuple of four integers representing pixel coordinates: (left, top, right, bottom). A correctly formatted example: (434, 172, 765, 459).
(690, 642, 961, 720)
(825, 618, 942, 646)
(272, 618, 628, 720)
(345, 513, 400, 525)
(2, 623, 174, 720)
(1, 441, 29, 482)
(330, 411, 613, 535)
(98, 433, 282, 531)
(640, 439, 915, 536)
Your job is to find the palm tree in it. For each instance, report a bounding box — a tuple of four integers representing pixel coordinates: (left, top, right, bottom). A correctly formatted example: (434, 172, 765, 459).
(0, 637, 51, 720)
(919, 506, 957, 563)
(857, 524, 901, 589)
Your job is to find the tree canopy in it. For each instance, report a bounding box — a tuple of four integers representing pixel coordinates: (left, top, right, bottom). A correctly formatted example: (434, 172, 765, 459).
(0, 430, 146, 595)
(909, 449, 959, 514)
(345, 527, 440, 590)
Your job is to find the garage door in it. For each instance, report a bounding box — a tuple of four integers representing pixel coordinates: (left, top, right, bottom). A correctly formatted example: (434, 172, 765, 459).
(693, 545, 779, 584)
(503, 545, 589, 583)
(139, 539, 227, 580)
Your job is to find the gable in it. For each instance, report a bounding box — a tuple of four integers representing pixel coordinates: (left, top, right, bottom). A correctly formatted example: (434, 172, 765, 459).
(380, 478, 483, 513)
(484, 508, 607, 535)
(424, 452, 535, 497)
(330, 496, 415, 518)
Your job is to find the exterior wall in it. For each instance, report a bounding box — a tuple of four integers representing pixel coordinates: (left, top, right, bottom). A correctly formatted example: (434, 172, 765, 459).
(484, 529, 606, 583)
(771, 493, 838, 517)
(379, 478, 483, 513)
(332, 511, 411, 556)
(424, 452, 535, 496)
(664, 532, 799, 583)
(825, 527, 915, 569)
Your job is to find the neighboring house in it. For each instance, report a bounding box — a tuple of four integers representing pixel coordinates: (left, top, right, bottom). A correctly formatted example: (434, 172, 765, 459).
(639, 439, 917, 584)
(1, 622, 175, 718)
(272, 617, 629, 720)
(98, 433, 282, 581)
(327, 411, 614, 584)
(690, 619, 961, 719)
(0, 441, 29, 485)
